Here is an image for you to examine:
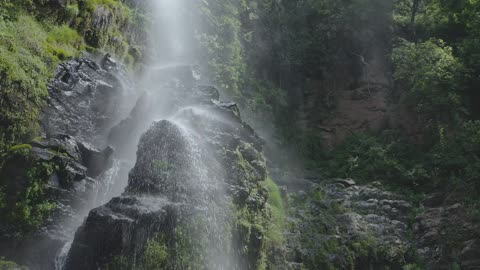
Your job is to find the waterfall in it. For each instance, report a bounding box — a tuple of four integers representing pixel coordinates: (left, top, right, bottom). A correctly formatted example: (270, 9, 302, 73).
(56, 0, 238, 269)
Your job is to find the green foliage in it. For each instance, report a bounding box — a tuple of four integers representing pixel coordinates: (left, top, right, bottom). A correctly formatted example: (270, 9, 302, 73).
(265, 178, 286, 246)
(0, 149, 56, 233)
(143, 238, 169, 270)
(151, 160, 174, 173)
(392, 39, 465, 126)
(103, 256, 130, 270)
(78, 0, 138, 62)
(197, 0, 247, 98)
(325, 132, 425, 186)
(46, 25, 84, 61)
(174, 218, 210, 270)
(0, 15, 51, 149)
(0, 13, 86, 150)
(0, 258, 27, 270)
(430, 121, 480, 194)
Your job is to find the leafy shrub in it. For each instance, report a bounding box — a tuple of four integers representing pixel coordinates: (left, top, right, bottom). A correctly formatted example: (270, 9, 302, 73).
(143, 238, 169, 270)
(325, 132, 425, 185)
(392, 39, 465, 127)
(430, 121, 480, 194)
(0, 148, 56, 233)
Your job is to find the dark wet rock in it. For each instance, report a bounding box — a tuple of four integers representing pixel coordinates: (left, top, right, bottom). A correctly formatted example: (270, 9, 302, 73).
(460, 239, 480, 270)
(65, 196, 176, 270)
(77, 142, 114, 178)
(100, 53, 117, 71)
(65, 67, 270, 270)
(0, 135, 114, 270)
(332, 178, 356, 188)
(41, 57, 135, 148)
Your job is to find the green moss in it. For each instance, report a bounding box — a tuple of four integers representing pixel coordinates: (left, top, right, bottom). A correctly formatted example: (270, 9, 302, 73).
(0, 14, 86, 150)
(151, 160, 174, 173)
(143, 238, 169, 270)
(0, 258, 27, 270)
(103, 256, 130, 270)
(8, 144, 32, 154)
(46, 25, 84, 61)
(265, 178, 286, 246)
(174, 218, 210, 270)
(0, 150, 57, 233)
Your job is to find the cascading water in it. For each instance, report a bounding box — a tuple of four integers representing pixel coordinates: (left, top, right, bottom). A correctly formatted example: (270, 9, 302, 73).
(56, 0, 238, 269)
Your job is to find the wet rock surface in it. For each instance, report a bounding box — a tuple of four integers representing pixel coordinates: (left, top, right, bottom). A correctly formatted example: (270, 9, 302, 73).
(65, 66, 270, 270)
(41, 57, 135, 149)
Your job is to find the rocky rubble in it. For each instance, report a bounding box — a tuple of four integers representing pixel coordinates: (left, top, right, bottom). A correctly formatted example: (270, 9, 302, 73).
(285, 178, 480, 270)
(414, 193, 480, 270)
(286, 179, 413, 270)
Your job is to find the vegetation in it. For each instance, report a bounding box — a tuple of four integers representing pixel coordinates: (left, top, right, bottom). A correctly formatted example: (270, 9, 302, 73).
(0, 258, 27, 270)
(265, 177, 286, 246)
(0, 145, 56, 234)
(143, 237, 169, 270)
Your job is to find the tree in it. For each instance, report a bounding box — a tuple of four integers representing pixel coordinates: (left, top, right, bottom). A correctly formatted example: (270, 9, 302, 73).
(392, 39, 465, 127)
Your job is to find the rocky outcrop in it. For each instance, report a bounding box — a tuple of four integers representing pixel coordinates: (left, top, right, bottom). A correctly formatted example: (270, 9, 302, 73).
(41, 57, 136, 149)
(285, 178, 480, 270)
(414, 193, 480, 270)
(0, 135, 113, 270)
(0, 53, 136, 270)
(64, 66, 273, 270)
(286, 179, 413, 270)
